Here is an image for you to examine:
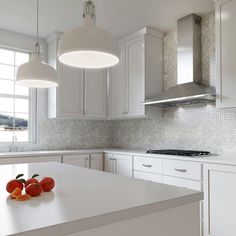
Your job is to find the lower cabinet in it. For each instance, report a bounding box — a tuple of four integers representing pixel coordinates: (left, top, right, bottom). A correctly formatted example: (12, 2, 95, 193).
(104, 153, 133, 177)
(63, 154, 90, 168)
(133, 171, 162, 183)
(204, 164, 236, 236)
(0, 156, 62, 165)
(63, 154, 104, 171)
(90, 154, 104, 171)
(162, 175, 202, 191)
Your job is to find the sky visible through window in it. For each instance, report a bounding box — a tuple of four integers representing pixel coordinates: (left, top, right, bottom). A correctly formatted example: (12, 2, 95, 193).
(0, 48, 30, 142)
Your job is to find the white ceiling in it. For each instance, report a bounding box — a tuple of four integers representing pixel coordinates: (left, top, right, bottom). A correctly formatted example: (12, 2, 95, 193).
(0, 0, 215, 39)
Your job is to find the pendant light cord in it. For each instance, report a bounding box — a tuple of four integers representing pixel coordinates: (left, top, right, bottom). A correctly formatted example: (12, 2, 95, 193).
(36, 0, 39, 44)
(34, 0, 41, 55)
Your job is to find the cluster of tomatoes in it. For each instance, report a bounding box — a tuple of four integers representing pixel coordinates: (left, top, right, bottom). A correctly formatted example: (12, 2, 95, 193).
(6, 174, 55, 201)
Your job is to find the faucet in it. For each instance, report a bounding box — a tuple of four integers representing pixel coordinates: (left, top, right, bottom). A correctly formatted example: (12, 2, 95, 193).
(9, 135, 17, 152)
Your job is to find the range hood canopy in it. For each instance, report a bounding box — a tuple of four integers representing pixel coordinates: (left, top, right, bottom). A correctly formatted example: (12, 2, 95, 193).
(144, 14, 215, 106)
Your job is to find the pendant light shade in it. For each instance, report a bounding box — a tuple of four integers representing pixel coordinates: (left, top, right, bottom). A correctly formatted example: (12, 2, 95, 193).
(58, 0, 119, 69)
(15, 0, 58, 88)
(16, 54, 58, 88)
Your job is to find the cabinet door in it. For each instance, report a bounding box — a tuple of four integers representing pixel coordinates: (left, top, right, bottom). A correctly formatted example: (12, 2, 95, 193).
(104, 154, 115, 173)
(126, 37, 145, 117)
(204, 164, 236, 236)
(108, 44, 126, 119)
(216, 0, 236, 109)
(113, 154, 133, 177)
(58, 63, 84, 118)
(63, 155, 89, 168)
(84, 69, 107, 119)
(90, 154, 104, 171)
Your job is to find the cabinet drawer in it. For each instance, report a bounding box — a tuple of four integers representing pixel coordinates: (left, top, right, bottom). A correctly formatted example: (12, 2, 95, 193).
(134, 171, 162, 184)
(163, 160, 202, 181)
(162, 175, 202, 191)
(134, 156, 162, 174)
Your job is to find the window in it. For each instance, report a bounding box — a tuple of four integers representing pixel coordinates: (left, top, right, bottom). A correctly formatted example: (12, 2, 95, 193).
(0, 47, 32, 142)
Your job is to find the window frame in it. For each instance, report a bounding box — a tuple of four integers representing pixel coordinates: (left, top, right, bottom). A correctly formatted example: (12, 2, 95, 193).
(0, 47, 37, 144)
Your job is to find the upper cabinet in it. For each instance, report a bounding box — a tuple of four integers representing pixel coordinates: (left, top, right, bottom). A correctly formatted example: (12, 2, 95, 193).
(47, 28, 163, 120)
(216, 0, 236, 109)
(108, 27, 164, 119)
(47, 33, 107, 119)
(84, 69, 107, 119)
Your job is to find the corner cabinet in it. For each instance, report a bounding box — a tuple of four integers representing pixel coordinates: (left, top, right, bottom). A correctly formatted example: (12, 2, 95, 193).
(47, 32, 107, 119)
(63, 153, 104, 171)
(104, 153, 133, 177)
(108, 27, 164, 119)
(203, 164, 236, 236)
(216, 0, 236, 109)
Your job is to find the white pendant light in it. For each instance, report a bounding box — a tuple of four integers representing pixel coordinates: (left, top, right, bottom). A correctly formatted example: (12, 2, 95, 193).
(58, 0, 119, 69)
(16, 0, 58, 88)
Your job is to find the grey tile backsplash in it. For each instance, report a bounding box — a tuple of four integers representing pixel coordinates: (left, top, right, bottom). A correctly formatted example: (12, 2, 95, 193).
(1, 13, 236, 155)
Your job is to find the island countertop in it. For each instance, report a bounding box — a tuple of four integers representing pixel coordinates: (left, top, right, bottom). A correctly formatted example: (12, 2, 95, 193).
(0, 162, 202, 236)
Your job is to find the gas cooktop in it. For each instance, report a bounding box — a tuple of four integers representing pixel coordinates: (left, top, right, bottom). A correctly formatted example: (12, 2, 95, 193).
(146, 149, 210, 157)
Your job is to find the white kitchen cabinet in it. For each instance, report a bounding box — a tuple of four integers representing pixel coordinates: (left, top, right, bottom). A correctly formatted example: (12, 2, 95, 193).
(63, 154, 90, 168)
(204, 164, 236, 236)
(63, 154, 104, 171)
(0, 156, 61, 165)
(57, 63, 84, 118)
(216, 0, 236, 109)
(108, 27, 164, 119)
(90, 153, 104, 171)
(162, 176, 202, 191)
(133, 156, 162, 174)
(126, 37, 145, 117)
(108, 44, 126, 118)
(163, 159, 202, 181)
(104, 153, 133, 177)
(84, 70, 107, 119)
(133, 171, 162, 184)
(47, 33, 107, 119)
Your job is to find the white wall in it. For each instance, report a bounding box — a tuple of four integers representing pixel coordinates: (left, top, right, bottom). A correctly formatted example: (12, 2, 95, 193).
(0, 28, 47, 60)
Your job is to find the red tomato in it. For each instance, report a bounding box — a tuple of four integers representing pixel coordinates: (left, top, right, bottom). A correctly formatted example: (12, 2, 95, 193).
(40, 177, 55, 192)
(25, 178, 39, 187)
(6, 180, 24, 193)
(25, 183, 42, 197)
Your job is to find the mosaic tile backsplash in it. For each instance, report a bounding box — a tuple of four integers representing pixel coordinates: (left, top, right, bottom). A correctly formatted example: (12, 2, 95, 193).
(2, 13, 236, 155)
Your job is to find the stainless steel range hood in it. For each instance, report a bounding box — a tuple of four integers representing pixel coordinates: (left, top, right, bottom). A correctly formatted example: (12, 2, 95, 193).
(144, 14, 215, 106)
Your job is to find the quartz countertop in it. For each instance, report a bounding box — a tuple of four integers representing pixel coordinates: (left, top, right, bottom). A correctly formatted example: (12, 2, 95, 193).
(1, 148, 236, 166)
(0, 162, 202, 236)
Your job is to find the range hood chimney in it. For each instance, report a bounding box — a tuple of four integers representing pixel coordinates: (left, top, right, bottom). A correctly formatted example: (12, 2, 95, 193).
(144, 14, 215, 106)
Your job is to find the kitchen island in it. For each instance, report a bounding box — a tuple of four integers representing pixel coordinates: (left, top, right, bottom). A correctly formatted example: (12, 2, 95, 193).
(0, 162, 202, 236)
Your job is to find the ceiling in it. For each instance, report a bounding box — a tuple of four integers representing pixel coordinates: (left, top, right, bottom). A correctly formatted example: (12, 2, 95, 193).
(0, 0, 215, 39)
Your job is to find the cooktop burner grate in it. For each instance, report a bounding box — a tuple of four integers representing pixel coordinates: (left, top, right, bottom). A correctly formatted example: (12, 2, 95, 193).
(146, 149, 210, 157)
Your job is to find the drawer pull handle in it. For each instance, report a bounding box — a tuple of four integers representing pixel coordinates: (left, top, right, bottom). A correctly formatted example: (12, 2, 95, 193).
(143, 164, 152, 168)
(175, 168, 187, 173)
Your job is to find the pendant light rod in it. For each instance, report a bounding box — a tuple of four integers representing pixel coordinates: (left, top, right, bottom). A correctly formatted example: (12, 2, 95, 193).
(34, 0, 41, 55)
(83, 0, 95, 19)
(36, 0, 39, 43)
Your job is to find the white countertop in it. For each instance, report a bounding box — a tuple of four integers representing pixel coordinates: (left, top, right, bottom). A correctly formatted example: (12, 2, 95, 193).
(104, 149, 236, 166)
(0, 162, 202, 236)
(1, 148, 236, 166)
(0, 149, 104, 158)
